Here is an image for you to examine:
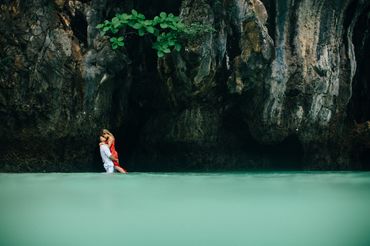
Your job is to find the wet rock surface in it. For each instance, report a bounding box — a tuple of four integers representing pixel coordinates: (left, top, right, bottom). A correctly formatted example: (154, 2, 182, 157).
(0, 0, 369, 171)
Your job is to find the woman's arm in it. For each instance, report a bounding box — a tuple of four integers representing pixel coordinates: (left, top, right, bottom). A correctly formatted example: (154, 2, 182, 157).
(109, 154, 119, 163)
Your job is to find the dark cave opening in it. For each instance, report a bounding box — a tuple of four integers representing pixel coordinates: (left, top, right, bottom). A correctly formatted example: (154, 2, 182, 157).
(108, 0, 182, 172)
(242, 134, 305, 170)
(348, 6, 370, 123)
(224, 105, 304, 170)
(259, 135, 304, 170)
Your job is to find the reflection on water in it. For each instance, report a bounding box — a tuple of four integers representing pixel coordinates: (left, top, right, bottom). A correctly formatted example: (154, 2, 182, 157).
(0, 172, 370, 246)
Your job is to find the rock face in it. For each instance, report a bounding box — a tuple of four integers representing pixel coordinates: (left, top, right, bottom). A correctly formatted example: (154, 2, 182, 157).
(0, 0, 129, 171)
(0, 0, 369, 171)
(228, 0, 366, 168)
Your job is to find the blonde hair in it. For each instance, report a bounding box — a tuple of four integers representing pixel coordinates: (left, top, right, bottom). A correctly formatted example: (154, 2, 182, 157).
(100, 128, 108, 135)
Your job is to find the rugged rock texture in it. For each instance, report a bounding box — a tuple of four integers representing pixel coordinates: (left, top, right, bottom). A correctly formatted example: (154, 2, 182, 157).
(0, 0, 369, 171)
(228, 0, 361, 168)
(0, 0, 129, 171)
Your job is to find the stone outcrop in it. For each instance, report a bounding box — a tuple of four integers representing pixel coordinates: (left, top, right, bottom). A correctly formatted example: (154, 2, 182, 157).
(0, 0, 369, 171)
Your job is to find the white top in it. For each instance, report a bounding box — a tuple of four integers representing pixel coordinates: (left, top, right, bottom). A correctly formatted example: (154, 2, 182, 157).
(99, 144, 113, 167)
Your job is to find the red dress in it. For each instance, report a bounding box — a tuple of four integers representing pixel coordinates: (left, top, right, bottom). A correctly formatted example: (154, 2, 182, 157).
(110, 141, 127, 172)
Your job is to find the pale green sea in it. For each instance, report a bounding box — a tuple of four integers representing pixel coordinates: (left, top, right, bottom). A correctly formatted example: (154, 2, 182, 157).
(0, 172, 370, 246)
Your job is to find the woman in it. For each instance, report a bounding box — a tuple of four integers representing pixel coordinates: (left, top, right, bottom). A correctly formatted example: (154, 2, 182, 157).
(102, 129, 128, 174)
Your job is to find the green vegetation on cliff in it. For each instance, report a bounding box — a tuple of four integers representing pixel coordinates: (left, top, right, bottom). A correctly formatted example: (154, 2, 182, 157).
(96, 9, 213, 57)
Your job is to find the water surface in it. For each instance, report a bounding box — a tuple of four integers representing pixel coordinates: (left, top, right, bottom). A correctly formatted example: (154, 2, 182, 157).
(0, 172, 370, 246)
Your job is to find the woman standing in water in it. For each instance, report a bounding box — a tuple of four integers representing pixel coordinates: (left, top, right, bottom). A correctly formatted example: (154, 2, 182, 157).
(102, 129, 128, 174)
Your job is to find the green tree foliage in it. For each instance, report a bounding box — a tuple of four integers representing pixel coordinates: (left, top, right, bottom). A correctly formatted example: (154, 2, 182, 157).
(96, 10, 214, 57)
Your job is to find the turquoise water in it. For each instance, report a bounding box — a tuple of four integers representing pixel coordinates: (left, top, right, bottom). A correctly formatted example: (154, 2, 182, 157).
(0, 172, 370, 246)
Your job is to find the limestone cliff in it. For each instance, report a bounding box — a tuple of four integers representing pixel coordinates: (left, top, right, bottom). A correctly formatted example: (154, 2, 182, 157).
(0, 0, 369, 171)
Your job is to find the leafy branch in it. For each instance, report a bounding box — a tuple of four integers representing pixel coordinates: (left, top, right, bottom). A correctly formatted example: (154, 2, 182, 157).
(96, 9, 214, 57)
